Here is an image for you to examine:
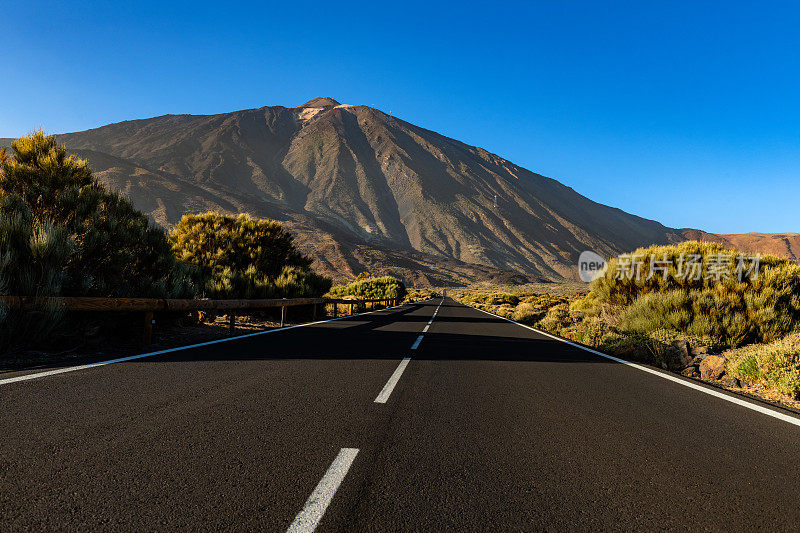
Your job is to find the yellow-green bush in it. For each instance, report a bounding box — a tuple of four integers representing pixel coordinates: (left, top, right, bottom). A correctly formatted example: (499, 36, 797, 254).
(589, 242, 800, 346)
(512, 302, 546, 325)
(456, 291, 519, 307)
(404, 288, 442, 303)
(573, 316, 612, 349)
(538, 303, 571, 333)
(327, 275, 406, 300)
(724, 333, 800, 398)
(453, 290, 570, 325)
(600, 332, 667, 365)
(170, 212, 330, 299)
(0, 133, 195, 353)
(569, 291, 601, 313)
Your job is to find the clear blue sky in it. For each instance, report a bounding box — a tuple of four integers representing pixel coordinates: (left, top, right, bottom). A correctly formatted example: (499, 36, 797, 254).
(3, 1, 798, 233)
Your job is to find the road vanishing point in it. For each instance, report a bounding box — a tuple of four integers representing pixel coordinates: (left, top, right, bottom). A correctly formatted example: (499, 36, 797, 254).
(2, 298, 800, 531)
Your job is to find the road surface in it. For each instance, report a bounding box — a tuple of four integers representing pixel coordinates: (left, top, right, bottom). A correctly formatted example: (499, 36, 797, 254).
(2, 298, 800, 531)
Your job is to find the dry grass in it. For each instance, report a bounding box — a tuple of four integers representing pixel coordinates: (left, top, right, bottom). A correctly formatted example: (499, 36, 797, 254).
(452, 289, 571, 321)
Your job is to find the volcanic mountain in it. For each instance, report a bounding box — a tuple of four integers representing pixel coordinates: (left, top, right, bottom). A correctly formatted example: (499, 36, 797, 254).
(7, 98, 791, 284)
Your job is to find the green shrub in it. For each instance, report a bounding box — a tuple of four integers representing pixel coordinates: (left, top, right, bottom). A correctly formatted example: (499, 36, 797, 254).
(512, 302, 545, 325)
(274, 266, 332, 298)
(618, 290, 691, 335)
(0, 132, 195, 299)
(569, 291, 601, 313)
(724, 333, 800, 398)
(589, 242, 800, 346)
(403, 288, 442, 303)
(537, 303, 571, 333)
(601, 332, 668, 366)
(573, 316, 611, 348)
(0, 133, 195, 353)
(485, 293, 519, 306)
(170, 212, 330, 299)
(327, 275, 406, 300)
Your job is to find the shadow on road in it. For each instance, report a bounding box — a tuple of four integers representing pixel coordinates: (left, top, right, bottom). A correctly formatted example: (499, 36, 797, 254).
(1, 301, 613, 377)
(129, 301, 611, 364)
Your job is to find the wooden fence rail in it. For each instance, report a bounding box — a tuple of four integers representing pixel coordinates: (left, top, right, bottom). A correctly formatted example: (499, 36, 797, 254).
(0, 296, 401, 345)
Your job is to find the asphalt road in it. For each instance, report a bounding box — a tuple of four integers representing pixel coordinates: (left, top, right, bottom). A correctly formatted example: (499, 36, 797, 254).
(2, 298, 800, 531)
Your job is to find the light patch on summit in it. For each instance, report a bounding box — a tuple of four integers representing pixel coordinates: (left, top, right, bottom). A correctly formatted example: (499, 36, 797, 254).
(297, 107, 324, 122)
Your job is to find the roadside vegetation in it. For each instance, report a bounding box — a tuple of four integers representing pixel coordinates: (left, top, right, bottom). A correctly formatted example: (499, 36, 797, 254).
(327, 273, 406, 300)
(452, 290, 572, 325)
(454, 243, 800, 403)
(321, 273, 407, 315)
(403, 288, 442, 303)
(0, 133, 195, 353)
(0, 133, 333, 358)
(170, 212, 331, 299)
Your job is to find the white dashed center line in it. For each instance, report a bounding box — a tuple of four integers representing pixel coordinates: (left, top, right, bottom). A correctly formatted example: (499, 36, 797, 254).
(374, 357, 411, 403)
(373, 299, 440, 404)
(287, 448, 359, 533)
(293, 299, 447, 529)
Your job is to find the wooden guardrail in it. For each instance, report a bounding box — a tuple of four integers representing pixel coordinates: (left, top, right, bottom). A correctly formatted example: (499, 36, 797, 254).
(0, 296, 400, 345)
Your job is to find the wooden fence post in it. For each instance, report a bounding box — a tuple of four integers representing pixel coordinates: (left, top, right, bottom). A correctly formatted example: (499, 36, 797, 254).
(229, 312, 236, 335)
(333, 302, 338, 318)
(143, 311, 154, 345)
(350, 302, 354, 315)
(312, 303, 317, 321)
(280, 305, 286, 327)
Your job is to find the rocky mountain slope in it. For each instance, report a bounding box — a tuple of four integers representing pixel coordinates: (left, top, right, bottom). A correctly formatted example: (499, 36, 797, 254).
(4, 98, 794, 284)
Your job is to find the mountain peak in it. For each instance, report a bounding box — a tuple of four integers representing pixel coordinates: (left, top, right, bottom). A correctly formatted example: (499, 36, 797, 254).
(55, 99, 709, 284)
(297, 96, 340, 108)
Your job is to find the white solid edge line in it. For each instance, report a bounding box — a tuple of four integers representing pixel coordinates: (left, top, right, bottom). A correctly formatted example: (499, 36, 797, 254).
(286, 447, 359, 533)
(0, 303, 408, 387)
(374, 357, 412, 403)
(463, 302, 800, 428)
(410, 335, 424, 350)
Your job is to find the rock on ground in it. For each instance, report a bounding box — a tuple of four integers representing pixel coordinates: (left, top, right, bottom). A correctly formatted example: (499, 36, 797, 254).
(700, 355, 726, 381)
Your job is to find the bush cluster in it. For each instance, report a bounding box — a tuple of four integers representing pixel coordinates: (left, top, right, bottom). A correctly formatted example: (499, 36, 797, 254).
(588, 242, 800, 347)
(0, 133, 195, 299)
(0, 133, 195, 352)
(327, 273, 407, 301)
(0, 133, 333, 356)
(170, 212, 331, 299)
(403, 288, 442, 303)
(454, 290, 570, 324)
(454, 244, 800, 399)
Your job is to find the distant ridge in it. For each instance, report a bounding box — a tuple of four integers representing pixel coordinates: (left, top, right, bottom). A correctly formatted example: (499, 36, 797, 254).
(679, 229, 800, 262)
